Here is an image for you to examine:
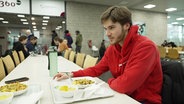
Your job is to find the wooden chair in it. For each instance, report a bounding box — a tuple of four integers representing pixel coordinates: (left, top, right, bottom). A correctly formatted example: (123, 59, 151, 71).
(18, 51, 25, 62)
(176, 47, 183, 51)
(12, 50, 20, 66)
(83, 55, 98, 68)
(64, 50, 71, 59)
(75, 53, 86, 67)
(1, 55, 15, 74)
(0, 58, 6, 81)
(157, 46, 166, 58)
(68, 51, 76, 62)
(167, 48, 180, 59)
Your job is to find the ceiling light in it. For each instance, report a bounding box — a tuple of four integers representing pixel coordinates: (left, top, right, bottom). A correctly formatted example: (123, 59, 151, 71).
(176, 17, 184, 21)
(0, 18, 4, 20)
(33, 26, 36, 28)
(42, 20, 48, 23)
(17, 14, 25, 17)
(171, 22, 178, 25)
(57, 26, 62, 28)
(2, 21, 8, 23)
(33, 29, 37, 31)
(62, 21, 65, 24)
(56, 27, 60, 30)
(42, 27, 46, 29)
(23, 22, 29, 24)
(20, 19, 27, 21)
(144, 4, 156, 9)
(183, 24, 184, 25)
(120, 1, 128, 5)
(43, 16, 50, 19)
(42, 23, 47, 25)
(32, 22, 36, 25)
(165, 8, 177, 12)
(167, 16, 170, 19)
(31, 17, 35, 20)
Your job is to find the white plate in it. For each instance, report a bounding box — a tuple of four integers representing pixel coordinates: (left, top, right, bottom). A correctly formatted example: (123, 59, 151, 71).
(72, 77, 96, 89)
(13, 87, 28, 96)
(0, 83, 28, 96)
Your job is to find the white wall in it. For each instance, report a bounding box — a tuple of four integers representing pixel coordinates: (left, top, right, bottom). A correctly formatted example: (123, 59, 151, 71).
(131, 9, 167, 45)
(66, 2, 167, 55)
(32, 0, 65, 16)
(66, 2, 108, 54)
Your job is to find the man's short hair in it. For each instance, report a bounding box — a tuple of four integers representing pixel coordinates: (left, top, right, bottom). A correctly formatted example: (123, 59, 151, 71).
(26, 29, 31, 35)
(76, 30, 80, 34)
(19, 35, 27, 42)
(64, 30, 69, 34)
(30, 36, 37, 40)
(54, 36, 63, 43)
(101, 6, 132, 26)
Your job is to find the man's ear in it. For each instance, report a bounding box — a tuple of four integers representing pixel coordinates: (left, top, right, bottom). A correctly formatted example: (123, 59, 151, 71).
(124, 23, 130, 30)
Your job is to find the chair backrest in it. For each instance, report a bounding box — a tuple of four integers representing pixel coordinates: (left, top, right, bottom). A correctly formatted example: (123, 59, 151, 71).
(167, 49, 179, 59)
(18, 51, 25, 62)
(161, 60, 184, 104)
(0, 58, 6, 81)
(64, 50, 70, 59)
(157, 46, 166, 58)
(68, 51, 76, 62)
(75, 53, 86, 67)
(176, 47, 183, 51)
(12, 50, 20, 66)
(1, 55, 15, 74)
(83, 55, 98, 68)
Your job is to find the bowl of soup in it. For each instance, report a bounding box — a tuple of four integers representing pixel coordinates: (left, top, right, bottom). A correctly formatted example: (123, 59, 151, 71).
(55, 85, 78, 98)
(0, 92, 13, 104)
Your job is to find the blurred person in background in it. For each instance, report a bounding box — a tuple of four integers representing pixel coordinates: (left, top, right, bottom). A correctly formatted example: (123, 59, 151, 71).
(75, 30, 83, 53)
(51, 30, 58, 46)
(54, 6, 163, 104)
(99, 39, 106, 59)
(26, 29, 34, 41)
(54, 37, 68, 56)
(26, 36, 37, 53)
(64, 30, 73, 49)
(13, 35, 29, 58)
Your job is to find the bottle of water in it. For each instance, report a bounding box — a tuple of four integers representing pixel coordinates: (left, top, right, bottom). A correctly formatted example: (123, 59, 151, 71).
(48, 51, 58, 77)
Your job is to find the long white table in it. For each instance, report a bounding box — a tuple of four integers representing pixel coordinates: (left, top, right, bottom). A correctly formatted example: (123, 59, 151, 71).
(0, 55, 140, 104)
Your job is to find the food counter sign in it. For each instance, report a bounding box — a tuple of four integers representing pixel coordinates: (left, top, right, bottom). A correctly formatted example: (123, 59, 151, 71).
(0, 0, 21, 7)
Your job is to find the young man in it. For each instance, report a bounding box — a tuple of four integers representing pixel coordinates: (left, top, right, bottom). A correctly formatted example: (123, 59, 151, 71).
(75, 30, 83, 53)
(64, 30, 73, 48)
(13, 35, 29, 58)
(54, 6, 163, 104)
(51, 30, 58, 46)
(26, 36, 37, 52)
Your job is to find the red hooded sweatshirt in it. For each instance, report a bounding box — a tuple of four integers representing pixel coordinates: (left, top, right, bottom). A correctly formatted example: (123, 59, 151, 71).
(73, 25, 163, 104)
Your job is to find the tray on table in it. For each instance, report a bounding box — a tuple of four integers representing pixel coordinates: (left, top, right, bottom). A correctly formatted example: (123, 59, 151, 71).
(50, 77, 114, 104)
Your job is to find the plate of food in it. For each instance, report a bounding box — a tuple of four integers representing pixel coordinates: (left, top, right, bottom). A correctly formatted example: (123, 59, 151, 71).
(72, 77, 96, 89)
(0, 82, 28, 96)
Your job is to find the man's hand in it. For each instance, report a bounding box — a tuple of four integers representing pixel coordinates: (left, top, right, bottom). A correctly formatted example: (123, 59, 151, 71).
(53, 72, 73, 81)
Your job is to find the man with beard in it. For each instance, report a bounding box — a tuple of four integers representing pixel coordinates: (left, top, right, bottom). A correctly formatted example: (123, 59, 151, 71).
(54, 6, 163, 104)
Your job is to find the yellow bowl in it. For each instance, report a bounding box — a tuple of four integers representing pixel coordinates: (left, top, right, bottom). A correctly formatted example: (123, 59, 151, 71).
(0, 92, 13, 104)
